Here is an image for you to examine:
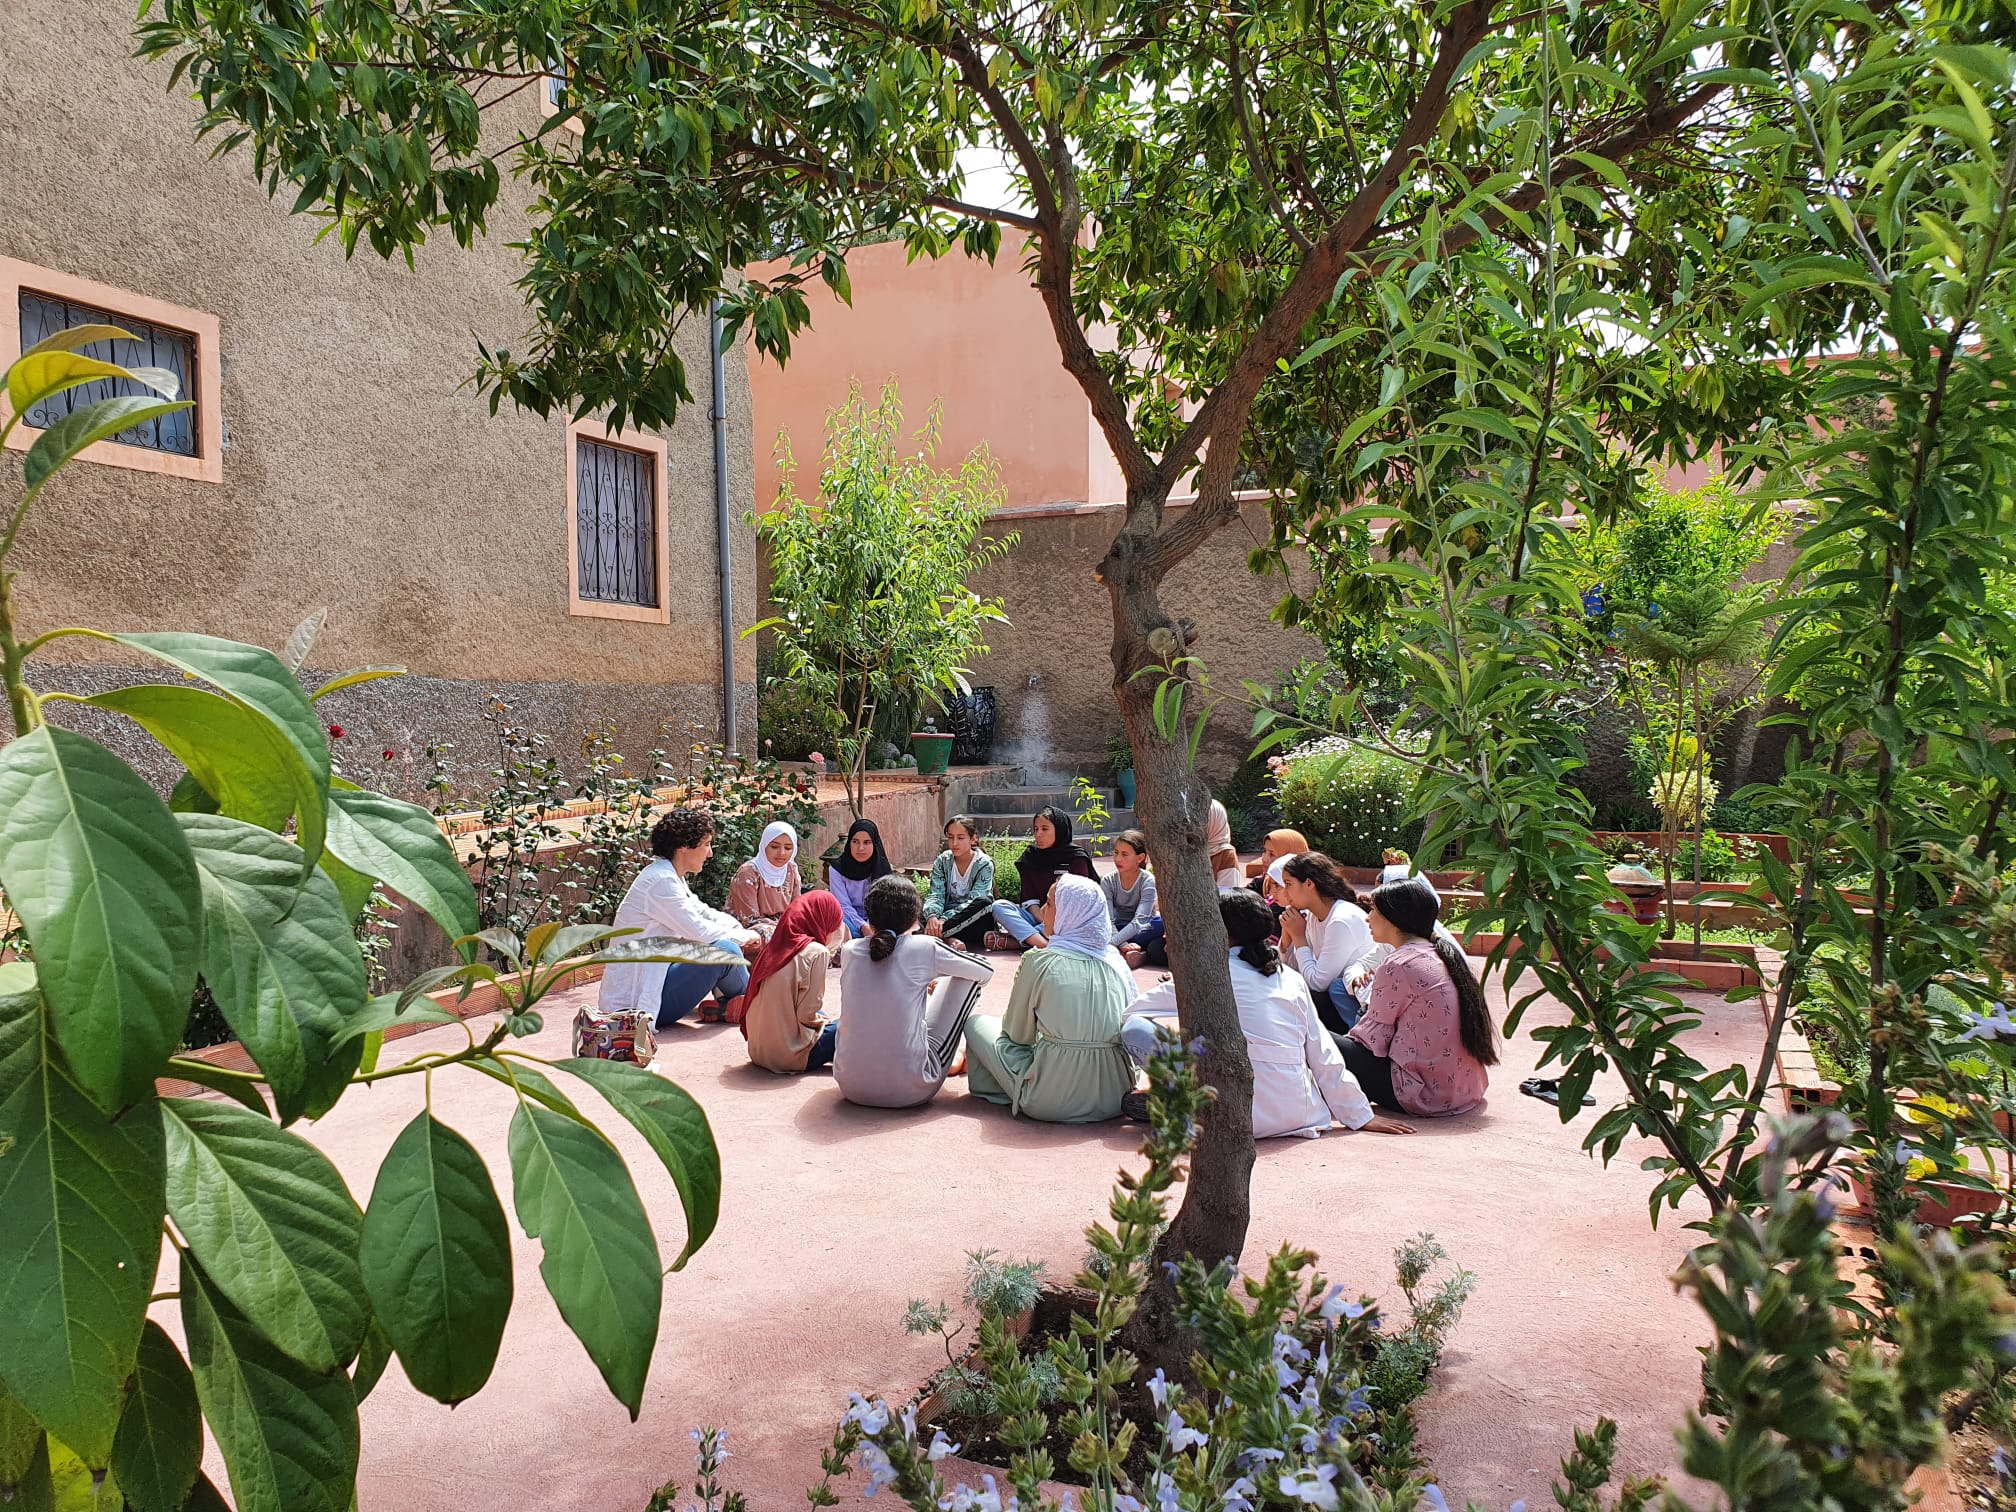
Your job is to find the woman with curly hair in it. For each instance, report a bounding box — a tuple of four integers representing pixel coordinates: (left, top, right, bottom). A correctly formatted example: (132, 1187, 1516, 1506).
(598, 807, 762, 1028)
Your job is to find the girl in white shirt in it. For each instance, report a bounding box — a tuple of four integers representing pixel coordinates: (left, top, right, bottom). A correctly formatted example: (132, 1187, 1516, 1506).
(598, 808, 762, 1028)
(1276, 851, 1376, 1034)
(1118, 891, 1412, 1137)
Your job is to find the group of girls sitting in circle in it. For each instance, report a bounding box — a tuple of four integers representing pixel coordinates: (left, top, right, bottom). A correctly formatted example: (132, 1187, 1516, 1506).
(595, 797, 1497, 1137)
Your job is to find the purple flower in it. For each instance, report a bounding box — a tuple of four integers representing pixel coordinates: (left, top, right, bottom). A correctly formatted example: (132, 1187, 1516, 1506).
(857, 1443, 897, 1497)
(1279, 1466, 1340, 1509)
(1421, 1486, 1450, 1512)
(1224, 1476, 1257, 1512)
(928, 1428, 961, 1462)
(1146, 1368, 1172, 1409)
(844, 1394, 891, 1434)
(1320, 1285, 1369, 1322)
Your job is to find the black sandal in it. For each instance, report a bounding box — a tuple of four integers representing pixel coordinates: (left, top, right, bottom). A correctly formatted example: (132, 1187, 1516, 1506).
(1520, 1077, 1595, 1107)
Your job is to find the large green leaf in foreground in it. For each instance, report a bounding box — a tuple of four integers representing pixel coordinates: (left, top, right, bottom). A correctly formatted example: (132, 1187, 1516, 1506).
(0, 727, 198, 1110)
(163, 1098, 366, 1374)
(0, 966, 164, 1466)
(507, 1104, 662, 1416)
(360, 1111, 513, 1404)
(551, 1056, 721, 1269)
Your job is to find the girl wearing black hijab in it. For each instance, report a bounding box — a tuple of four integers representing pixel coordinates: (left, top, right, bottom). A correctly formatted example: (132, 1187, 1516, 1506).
(990, 805, 1097, 948)
(828, 817, 893, 937)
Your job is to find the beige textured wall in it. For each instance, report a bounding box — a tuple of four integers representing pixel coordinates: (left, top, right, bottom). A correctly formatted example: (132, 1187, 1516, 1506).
(747, 235, 1118, 513)
(961, 502, 1320, 780)
(0, 0, 757, 786)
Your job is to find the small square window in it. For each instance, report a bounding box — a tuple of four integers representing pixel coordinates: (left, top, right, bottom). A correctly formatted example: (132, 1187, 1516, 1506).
(18, 290, 200, 457)
(1, 258, 223, 484)
(567, 422, 670, 623)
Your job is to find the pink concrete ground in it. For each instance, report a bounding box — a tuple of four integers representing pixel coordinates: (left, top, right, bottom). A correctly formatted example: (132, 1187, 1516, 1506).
(195, 961, 1763, 1510)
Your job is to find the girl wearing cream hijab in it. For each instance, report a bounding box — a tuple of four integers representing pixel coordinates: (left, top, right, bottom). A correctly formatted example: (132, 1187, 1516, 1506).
(727, 821, 803, 941)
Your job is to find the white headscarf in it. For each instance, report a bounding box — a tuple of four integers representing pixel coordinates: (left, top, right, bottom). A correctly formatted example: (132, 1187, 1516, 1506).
(751, 821, 799, 889)
(1266, 855, 1292, 885)
(1045, 873, 1135, 996)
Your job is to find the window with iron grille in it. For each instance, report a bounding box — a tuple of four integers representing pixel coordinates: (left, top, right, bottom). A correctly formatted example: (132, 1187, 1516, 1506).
(574, 437, 659, 608)
(17, 290, 199, 457)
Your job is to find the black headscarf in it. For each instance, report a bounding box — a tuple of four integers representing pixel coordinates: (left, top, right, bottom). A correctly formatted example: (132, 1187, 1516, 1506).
(1018, 805, 1093, 878)
(831, 817, 894, 882)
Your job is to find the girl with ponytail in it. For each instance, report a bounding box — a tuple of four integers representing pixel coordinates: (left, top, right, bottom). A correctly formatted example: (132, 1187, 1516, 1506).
(1116, 890, 1413, 1137)
(1340, 879, 1496, 1118)
(834, 874, 994, 1109)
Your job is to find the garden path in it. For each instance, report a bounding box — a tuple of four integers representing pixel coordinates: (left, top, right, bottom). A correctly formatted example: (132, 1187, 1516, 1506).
(203, 962, 1764, 1509)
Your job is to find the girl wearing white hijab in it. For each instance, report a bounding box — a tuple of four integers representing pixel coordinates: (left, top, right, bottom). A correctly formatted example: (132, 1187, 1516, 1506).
(964, 874, 1136, 1122)
(727, 821, 804, 942)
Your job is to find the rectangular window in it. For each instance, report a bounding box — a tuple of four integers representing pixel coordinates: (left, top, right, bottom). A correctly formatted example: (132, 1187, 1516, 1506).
(18, 290, 199, 457)
(574, 436, 659, 608)
(1, 258, 223, 484)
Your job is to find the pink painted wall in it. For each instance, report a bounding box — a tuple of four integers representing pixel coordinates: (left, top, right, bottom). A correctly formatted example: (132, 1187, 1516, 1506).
(747, 236, 1120, 512)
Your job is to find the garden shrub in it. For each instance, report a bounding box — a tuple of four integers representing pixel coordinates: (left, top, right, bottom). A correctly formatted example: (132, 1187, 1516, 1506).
(1270, 737, 1419, 866)
(757, 656, 842, 761)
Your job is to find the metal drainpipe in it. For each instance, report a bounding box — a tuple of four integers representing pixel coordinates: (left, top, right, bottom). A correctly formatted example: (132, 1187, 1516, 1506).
(710, 298, 738, 754)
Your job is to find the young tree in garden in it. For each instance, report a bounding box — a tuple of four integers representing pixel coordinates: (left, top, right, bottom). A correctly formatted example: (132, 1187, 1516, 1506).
(135, 0, 1841, 1358)
(754, 381, 1015, 819)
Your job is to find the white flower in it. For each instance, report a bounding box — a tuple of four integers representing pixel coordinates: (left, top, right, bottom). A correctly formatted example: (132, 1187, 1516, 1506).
(845, 1394, 891, 1435)
(1421, 1487, 1450, 1512)
(1146, 1368, 1172, 1409)
(1223, 1476, 1258, 1512)
(928, 1428, 961, 1462)
(857, 1442, 899, 1497)
(1165, 1411, 1208, 1452)
(1279, 1466, 1340, 1509)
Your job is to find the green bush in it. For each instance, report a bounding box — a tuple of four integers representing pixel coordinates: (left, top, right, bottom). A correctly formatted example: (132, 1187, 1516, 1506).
(1271, 737, 1418, 866)
(757, 655, 841, 761)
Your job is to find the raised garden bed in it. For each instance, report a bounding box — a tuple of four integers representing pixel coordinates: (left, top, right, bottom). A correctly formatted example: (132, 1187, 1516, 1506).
(1457, 930, 1765, 990)
(1591, 829, 1793, 863)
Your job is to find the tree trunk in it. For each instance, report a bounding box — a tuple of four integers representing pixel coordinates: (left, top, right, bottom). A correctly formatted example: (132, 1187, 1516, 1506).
(1102, 516, 1257, 1380)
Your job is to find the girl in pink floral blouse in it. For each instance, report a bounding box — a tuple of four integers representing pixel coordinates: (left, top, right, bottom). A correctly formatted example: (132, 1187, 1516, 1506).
(1341, 879, 1497, 1117)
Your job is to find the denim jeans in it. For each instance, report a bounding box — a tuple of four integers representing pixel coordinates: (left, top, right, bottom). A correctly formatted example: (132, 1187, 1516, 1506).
(1324, 976, 1364, 1033)
(656, 938, 751, 1028)
(991, 899, 1045, 944)
(804, 1021, 839, 1071)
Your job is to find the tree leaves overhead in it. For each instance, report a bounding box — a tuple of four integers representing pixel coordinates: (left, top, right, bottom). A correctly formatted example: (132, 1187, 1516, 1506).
(0, 727, 198, 1111)
(179, 1259, 359, 1512)
(359, 1111, 513, 1404)
(179, 814, 367, 1124)
(0, 967, 165, 1468)
(505, 1104, 663, 1416)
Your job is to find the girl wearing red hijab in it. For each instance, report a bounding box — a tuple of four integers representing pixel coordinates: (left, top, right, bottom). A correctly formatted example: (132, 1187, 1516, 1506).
(742, 891, 848, 1074)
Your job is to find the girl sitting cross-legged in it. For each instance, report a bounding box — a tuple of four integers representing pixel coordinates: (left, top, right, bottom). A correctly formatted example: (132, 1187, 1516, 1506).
(727, 821, 804, 941)
(828, 817, 894, 938)
(834, 874, 996, 1110)
(1102, 829, 1159, 949)
(1276, 851, 1377, 1034)
(741, 891, 848, 1075)
(598, 807, 762, 1029)
(990, 805, 1098, 949)
(1118, 890, 1413, 1136)
(965, 874, 1136, 1123)
(923, 815, 997, 951)
(1341, 878, 1497, 1118)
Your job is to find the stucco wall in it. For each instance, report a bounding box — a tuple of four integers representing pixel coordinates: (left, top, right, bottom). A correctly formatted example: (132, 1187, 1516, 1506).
(0, 0, 757, 788)
(746, 235, 1120, 513)
(958, 502, 1321, 780)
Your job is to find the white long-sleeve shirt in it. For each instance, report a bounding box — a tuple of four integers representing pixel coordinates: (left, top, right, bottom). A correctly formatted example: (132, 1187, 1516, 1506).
(598, 858, 757, 1018)
(1293, 897, 1374, 992)
(1123, 954, 1374, 1137)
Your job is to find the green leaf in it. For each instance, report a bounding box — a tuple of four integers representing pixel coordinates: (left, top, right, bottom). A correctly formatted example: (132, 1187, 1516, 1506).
(360, 1112, 513, 1404)
(308, 666, 405, 700)
(160, 1057, 270, 1117)
(162, 1098, 367, 1374)
(550, 1059, 720, 1270)
(327, 992, 457, 1047)
(1, 1377, 42, 1486)
(506, 1104, 662, 1416)
(48, 1437, 120, 1512)
(16, 322, 137, 361)
(324, 788, 479, 946)
(179, 1259, 358, 1512)
(179, 814, 366, 1124)
(84, 686, 295, 833)
(7, 351, 176, 422)
(92, 633, 331, 865)
(21, 397, 191, 493)
(0, 970, 164, 1466)
(110, 1323, 200, 1512)
(0, 726, 199, 1110)
(181, 1473, 231, 1512)
(4, 1431, 50, 1512)
(349, 1318, 392, 1405)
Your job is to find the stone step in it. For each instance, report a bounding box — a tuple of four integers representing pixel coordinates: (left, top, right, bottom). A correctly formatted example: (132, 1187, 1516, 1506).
(964, 787, 1117, 816)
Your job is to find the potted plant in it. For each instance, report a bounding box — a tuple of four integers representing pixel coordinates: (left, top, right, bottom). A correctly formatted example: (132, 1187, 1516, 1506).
(1107, 731, 1137, 807)
(911, 717, 954, 775)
